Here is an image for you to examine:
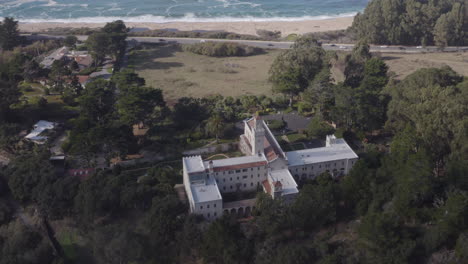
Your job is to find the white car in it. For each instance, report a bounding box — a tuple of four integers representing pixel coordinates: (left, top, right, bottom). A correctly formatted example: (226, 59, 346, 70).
(200, 39, 206, 43)
(380, 45, 388, 48)
(339, 45, 346, 49)
(416, 46, 423, 49)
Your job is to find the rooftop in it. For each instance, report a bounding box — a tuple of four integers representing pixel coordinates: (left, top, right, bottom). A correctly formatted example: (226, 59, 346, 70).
(25, 120, 57, 143)
(190, 177, 222, 203)
(269, 169, 298, 195)
(204, 154, 267, 171)
(286, 138, 358, 166)
(183, 156, 205, 174)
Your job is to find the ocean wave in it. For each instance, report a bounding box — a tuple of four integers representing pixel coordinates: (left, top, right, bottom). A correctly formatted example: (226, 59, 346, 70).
(13, 12, 357, 23)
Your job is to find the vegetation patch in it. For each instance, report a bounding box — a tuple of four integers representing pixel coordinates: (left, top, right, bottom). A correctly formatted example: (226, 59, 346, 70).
(182, 42, 264, 57)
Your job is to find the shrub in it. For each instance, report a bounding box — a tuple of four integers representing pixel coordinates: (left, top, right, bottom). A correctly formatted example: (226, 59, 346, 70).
(182, 42, 264, 57)
(267, 120, 286, 130)
(256, 29, 282, 40)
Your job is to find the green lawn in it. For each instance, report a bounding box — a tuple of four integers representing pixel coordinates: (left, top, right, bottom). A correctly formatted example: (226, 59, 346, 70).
(128, 44, 279, 103)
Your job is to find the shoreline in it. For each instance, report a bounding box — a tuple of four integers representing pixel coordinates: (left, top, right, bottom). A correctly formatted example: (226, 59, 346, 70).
(18, 16, 354, 36)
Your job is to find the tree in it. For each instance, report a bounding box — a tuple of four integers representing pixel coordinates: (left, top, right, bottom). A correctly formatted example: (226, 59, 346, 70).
(0, 80, 20, 122)
(341, 160, 374, 216)
(205, 113, 226, 141)
(353, 57, 389, 131)
(86, 32, 110, 65)
(269, 36, 325, 106)
(117, 86, 165, 127)
(302, 67, 334, 118)
(7, 151, 58, 203)
(63, 35, 78, 48)
(200, 216, 253, 264)
(77, 79, 115, 125)
(306, 116, 335, 140)
(290, 174, 338, 231)
(358, 212, 417, 264)
(385, 67, 466, 171)
(0, 17, 20, 50)
(0, 222, 57, 264)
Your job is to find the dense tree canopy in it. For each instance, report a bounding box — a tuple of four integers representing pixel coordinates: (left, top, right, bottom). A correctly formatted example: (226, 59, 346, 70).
(269, 36, 326, 105)
(352, 0, 468, 47)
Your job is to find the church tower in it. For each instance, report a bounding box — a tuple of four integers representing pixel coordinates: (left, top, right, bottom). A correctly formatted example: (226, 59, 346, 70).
(252, 115, 265, 156)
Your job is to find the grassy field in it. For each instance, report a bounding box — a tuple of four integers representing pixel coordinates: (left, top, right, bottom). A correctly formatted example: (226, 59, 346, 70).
(380, 52, 468, 79)
(331, 51, 468, 82)
(128, 44, 279, 103)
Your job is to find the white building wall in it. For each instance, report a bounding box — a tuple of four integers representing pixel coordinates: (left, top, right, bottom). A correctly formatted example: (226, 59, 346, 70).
(288, 158, 359, 180)
(213, 165, 268, 193)
(192, 199, 223, 221)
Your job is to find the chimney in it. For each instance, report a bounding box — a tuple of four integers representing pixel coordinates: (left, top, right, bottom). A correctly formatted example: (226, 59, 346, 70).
(208, 160, 214, 173)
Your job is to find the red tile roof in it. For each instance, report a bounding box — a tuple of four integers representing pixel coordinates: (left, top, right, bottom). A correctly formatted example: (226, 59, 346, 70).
(209, 161, 267, 172)
(76, 75, 90, 84)
(262, 180, 271, 194)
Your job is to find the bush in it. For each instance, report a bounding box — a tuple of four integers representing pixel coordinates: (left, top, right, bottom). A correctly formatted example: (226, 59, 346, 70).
(182, 42, 264, 57)
(256, 29, 282, 40)
(267, 120, 286, 130)
(78, 67, 97, 75)
(307, 116, 335, 139)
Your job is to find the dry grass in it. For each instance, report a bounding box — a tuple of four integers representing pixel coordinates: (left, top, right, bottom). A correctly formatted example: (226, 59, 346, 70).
(128, 44, 278, 103)
(331, 51, 468, 82)
(379, 52, 468, 79)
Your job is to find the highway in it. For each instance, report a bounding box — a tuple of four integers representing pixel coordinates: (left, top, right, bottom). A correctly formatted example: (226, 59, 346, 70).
(27, 34, 468, 53)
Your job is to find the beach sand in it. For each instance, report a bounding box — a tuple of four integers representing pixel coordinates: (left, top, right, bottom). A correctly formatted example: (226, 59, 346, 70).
(18, 16, 354, 36)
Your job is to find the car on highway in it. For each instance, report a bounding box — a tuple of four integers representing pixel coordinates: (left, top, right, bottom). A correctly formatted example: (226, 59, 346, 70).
(267, 44, 274, 47)
(339, 46, 347, 49)
(416, 46, 423, 49)
(159, 39, 165, 41)
(380, 45, 388, 48)
(200, 39, 206, 43)
(330, 44, 336, 47)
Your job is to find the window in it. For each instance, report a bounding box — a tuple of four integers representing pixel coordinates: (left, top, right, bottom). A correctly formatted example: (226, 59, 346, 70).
(257, 167, 260, 170)
(242, 169, 248, 172)
(223, 186, 226, 190)
(230, 186, 233, 189)
(216, 172, 218, 176)
(214, 204, 216, 208)
(223, 179, 226, 182)
(258, 174, 260, 177)
(228, 171, 234, 174)
(214, 212, 217, 216)
(251, 182, 253, 186)
(334, 163, 336, 167)
(230, 177, 232, 181)
(207, 205, 210, 208)
(251, 175, 253, 178)
(200, 206, 203, 209)
(296, 168, 298, 172)
(207, 213, 210, 217)
(236, 170, 241, 173)
(243, 176, 248, 179)
(244, 183, 246, 187)
(237, 176, 239, 180)
(251, 168, 253, 171)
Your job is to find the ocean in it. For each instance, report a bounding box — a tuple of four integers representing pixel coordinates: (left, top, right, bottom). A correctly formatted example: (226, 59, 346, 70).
(0, 0, 368, 23)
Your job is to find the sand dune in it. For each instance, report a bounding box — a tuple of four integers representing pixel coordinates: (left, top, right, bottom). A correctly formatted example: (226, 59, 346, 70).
(18, 16, 354, 36)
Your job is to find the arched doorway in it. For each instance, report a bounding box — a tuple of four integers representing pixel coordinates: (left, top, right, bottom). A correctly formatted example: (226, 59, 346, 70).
(245, 206, 251, 217)
(238, 207, 244, 218)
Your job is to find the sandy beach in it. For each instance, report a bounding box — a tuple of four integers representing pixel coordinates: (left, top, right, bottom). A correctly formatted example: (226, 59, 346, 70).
(18, 16, 354, 36)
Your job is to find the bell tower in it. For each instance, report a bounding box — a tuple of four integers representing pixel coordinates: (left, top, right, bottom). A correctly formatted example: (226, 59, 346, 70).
(252, 116, 265, 156)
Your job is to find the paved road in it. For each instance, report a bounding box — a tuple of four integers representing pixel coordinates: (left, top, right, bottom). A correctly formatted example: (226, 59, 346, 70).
(27, 34, 468, 53)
